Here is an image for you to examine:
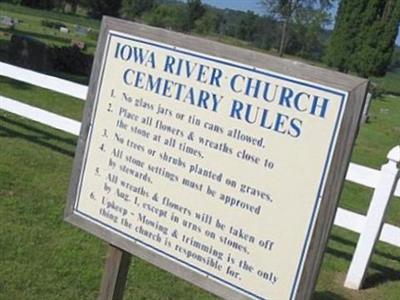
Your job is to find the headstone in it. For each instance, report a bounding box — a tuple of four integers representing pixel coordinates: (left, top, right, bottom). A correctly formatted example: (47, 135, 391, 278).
(0, 16, 14, 28)
(60, 27, 69, 34)
(76, 25, 89, 36)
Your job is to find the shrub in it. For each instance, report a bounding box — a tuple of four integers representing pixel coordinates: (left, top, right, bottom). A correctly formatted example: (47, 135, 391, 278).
(8, 34, 52, 72)
(50, 45, 93, 76)
(8, 34, 93, 76)
(41, 19, 65, 30)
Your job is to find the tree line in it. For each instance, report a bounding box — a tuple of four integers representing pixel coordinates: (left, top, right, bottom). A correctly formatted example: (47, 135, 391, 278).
(4, 0, 400, 78)
(4, 0, 336, 61)
(326, 0, 400, 77)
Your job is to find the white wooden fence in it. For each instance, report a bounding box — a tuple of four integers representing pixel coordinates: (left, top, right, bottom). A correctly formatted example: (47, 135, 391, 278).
(1, 62, 399, 290)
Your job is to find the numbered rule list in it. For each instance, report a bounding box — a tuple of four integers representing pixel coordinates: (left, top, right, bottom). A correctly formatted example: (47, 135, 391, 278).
(74, 32, 347, 300)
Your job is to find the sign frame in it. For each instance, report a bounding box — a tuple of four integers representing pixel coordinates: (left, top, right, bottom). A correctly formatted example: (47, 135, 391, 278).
(65, 16, 368, 300)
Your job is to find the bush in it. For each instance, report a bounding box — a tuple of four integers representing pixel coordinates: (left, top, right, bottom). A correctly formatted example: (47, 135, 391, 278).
(41, 19, 65, 30)
(50, 45, 93, 76)
(120, 0, 155, 20)
(368, 82, 386, 99)
(8, 34, 52, 72)
(20, 0, 55, 9)
(142, 4, 188, 32)
(8, 34, 93, 76)
(86, 0, 122, 19)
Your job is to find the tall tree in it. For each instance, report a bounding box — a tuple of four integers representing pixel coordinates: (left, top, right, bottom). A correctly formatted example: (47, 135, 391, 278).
(69, 0, 79, 13)
(187, 0, 205, 31)
(236, 11, 258, 41)
(260, 0, 332, 57)
(120, 0, 155, 20)
(86, 0, 122, 19)
(325, 0, 400, 77)
(193, 10, 221, 35)
(324, 0, 359, 72)
(287, 7, 330, 60)
(143, 4, 188, 32)
(20, 0, 55, 9)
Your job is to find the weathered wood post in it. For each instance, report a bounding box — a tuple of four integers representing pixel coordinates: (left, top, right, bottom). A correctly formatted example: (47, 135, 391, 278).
(98, 245, 132, 300)
(344, 145, 400, 289)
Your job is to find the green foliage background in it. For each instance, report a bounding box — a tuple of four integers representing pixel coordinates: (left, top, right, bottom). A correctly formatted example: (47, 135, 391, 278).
(325, 0, 400, 77)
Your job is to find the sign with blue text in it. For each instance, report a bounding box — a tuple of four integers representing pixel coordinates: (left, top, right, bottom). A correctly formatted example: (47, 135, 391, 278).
(66, 17, 368, 300)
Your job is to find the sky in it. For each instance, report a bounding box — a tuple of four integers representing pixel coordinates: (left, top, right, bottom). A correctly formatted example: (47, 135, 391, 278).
(201, 0, 400, 45)
(201, 0, 263, 13)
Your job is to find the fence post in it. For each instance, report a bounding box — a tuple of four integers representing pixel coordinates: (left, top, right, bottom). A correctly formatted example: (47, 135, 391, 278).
(344, 146, 400, 289)
(361, 93, 372, 124)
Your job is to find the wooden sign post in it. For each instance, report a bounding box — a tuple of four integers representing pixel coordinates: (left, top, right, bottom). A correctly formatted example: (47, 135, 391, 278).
(98, 245, 131, 300)
(65, 17, 368, 300)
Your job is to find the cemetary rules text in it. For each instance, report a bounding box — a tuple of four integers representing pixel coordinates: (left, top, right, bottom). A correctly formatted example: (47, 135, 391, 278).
(116, 40, 330, 139)
(74, 33, 345, 300)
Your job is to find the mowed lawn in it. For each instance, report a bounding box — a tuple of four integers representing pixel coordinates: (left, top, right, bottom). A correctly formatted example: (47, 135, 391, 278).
(372, 68, 400, 96)
(1, 71, 400, 300)
(1, 3, 400, 300)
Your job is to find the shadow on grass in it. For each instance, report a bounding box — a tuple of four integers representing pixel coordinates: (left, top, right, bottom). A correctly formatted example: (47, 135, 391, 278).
(330, 234, 400, 262)
(3, 27, 70, 44)
(313, 291, 347, 300)
(363, 265, 400, 289)
(0, 76, 32, 90)
(0, 115, 76, 157)
(326, 236, 400, 289)
(0, 37, 10, 50)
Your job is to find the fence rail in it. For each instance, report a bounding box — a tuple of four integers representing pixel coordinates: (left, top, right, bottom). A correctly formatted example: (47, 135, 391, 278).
(0, 95, 81, 135)
(0, 62, 87, 100)
(1, 62, 399, 291)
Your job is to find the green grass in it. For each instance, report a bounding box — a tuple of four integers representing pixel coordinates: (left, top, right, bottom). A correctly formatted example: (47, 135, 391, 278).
(0, 77, 218, 300)
(351, 97, 400, 169)
(371, 68, 400, 96)
(0, 76, 83, 120)
(1, 75, 399, 299)
(340, 95, 400, 225)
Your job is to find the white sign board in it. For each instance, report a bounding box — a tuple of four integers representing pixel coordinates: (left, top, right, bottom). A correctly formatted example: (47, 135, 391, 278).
(66, 18, 368, 300)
